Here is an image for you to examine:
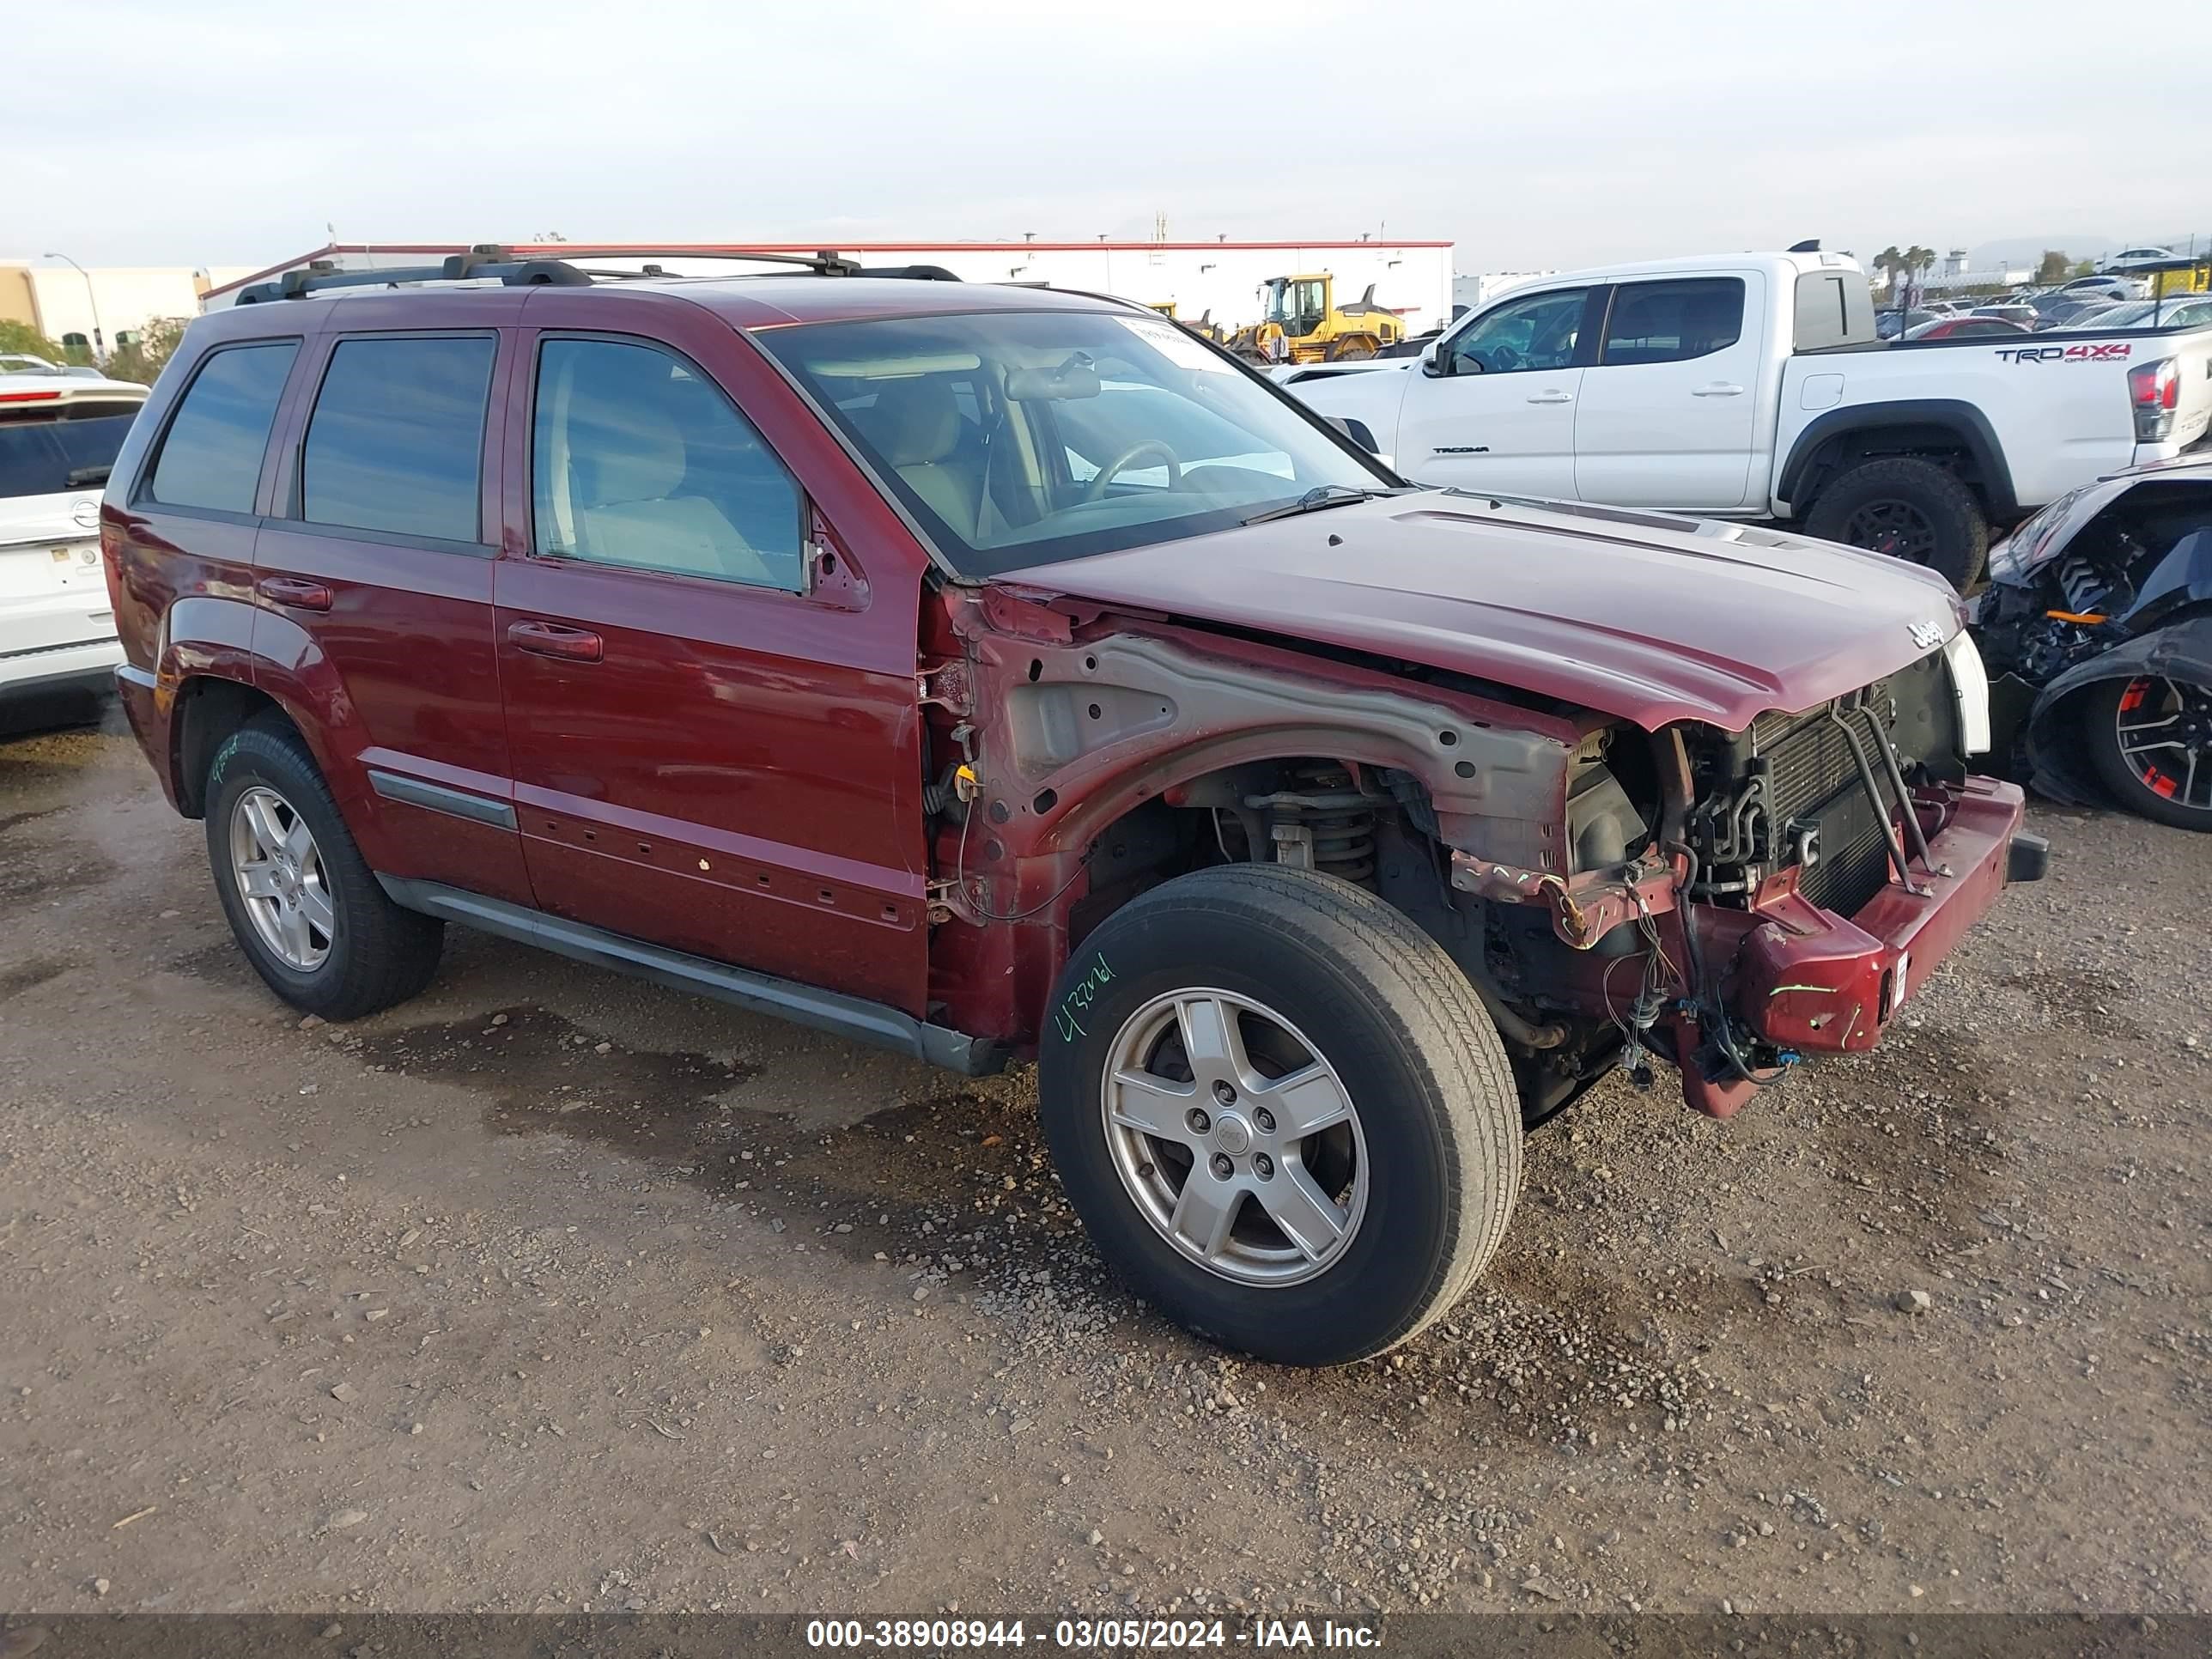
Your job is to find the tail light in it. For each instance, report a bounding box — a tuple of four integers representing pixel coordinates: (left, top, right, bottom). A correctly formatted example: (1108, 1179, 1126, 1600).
(2128, 357, 2179, 441)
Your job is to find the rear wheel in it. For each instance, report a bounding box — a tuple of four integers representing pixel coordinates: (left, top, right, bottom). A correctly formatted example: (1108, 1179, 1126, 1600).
(1036, 865, 1522, 1365)
(204, 718, 445, 1018)
(2084, 674, 2212, 830)
(1805, 456, 1988, 590)
(1326, 337, 1376, 362)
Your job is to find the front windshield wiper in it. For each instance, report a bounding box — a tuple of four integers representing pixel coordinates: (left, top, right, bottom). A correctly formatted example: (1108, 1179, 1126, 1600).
(1241, 485, 1391, 526)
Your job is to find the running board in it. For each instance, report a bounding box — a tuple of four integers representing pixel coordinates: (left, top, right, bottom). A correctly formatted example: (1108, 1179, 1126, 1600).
(376, 878, 1007, 1077)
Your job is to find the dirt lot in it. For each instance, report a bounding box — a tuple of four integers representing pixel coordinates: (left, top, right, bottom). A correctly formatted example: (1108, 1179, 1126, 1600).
(2, 699, 2206, 1620)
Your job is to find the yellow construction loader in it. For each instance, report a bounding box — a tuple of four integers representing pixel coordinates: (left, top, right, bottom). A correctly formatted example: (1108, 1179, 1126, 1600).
(1227, 275, 1404, 364)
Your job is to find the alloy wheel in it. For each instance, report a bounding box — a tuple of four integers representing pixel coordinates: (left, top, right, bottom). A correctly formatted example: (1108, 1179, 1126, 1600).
(1100, 988, 1368, 1286)
(2115, 676, 2212, 811)
(229, 785, 335, 970)
(1840, 499, 1939, 565)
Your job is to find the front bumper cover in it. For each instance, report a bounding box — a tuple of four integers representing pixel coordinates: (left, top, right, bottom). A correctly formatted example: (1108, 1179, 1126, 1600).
(1736, 775, 2029, 1050)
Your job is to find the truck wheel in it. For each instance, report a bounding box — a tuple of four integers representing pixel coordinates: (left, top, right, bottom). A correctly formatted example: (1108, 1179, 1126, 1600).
(2084, 674, 2212, 830)
(1805, 457, 1988, 590)
(1326, 338, 1376, 362)
(1036, 865, 1521, 1366)
(204, 716, 445, 1018)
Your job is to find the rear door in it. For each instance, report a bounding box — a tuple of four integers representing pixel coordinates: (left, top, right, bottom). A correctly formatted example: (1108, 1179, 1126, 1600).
(254, 312, 532, 903)
(1393, 285, 1592, 496)
(1572, 273, 1764, 510)
(492, 294, 930, 1014)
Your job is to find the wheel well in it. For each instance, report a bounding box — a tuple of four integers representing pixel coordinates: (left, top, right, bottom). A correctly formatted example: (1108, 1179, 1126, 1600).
(1794, 423, 1987, 518)
(173, 678, 288, 817)
(1065, 754, 1631, 1121)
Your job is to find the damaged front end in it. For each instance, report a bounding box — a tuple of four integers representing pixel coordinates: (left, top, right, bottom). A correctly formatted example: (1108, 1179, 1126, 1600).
(1974, 463, 2212, 808)
(922, 586, 2039, 1127)
(1450, 648, 2039, 1117)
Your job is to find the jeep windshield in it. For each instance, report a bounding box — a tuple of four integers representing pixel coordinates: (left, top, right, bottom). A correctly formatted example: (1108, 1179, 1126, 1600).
(757, 309, 1396, 577)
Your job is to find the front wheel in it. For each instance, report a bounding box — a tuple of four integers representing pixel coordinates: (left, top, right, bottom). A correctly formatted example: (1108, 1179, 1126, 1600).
(2084, 674, 2212, 830)
(1804, 456, 1988, 590)
(1037, 866, 1522, 1366)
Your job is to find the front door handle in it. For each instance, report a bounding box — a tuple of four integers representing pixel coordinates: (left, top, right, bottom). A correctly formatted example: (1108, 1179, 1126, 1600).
(1692, 382, 1746, 397)
(1525, 389, 1575, 404)
(256, 575, 332, 612)
(507, 620, 604, 663)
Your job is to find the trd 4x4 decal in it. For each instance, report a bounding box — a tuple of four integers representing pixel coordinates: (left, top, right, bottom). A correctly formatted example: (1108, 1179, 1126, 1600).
(1994, 343, 2133, 363)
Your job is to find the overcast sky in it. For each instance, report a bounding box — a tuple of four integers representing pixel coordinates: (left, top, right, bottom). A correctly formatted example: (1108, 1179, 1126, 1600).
(10, 0, 2207, 275)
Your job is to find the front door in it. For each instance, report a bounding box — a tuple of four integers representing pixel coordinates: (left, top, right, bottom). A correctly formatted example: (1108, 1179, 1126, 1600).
(492, 300, 929, 1015)
(254, 318, 532, 904)
(1572, 272, 1765, 510)
(1395, 284, 1592, 497)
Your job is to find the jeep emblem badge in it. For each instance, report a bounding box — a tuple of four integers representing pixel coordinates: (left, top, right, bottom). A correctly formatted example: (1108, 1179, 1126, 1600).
(1908, 619, 1944, 650)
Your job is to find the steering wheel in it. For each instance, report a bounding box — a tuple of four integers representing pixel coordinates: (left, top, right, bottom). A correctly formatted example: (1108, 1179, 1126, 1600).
(1084, 441, 1182, 501)
(1485, 344, 1522, 373)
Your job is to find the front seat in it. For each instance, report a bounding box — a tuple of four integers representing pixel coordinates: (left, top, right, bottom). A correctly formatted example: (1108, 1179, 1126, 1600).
(573, 401, 774, 585)
(858, 379, 982, 540)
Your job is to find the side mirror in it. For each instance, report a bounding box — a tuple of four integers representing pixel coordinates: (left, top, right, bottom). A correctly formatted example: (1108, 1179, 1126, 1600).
(1421, 342, 1451, 378)
(1321, 415, 1355, 440)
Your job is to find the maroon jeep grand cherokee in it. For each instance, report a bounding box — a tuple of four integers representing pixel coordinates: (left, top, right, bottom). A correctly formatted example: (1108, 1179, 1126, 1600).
(101, 252, 2043, 1364)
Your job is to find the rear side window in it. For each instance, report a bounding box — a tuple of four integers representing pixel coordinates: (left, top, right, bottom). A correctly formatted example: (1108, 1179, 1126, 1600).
(300, 335, 496, 543)
(1598, 278, 1745, 366)
(1793, 270, 1876, 349)
(145, 343, 298, 514)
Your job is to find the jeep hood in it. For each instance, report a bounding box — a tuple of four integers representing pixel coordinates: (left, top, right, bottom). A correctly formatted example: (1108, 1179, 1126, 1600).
(999, 495, 1965, 732)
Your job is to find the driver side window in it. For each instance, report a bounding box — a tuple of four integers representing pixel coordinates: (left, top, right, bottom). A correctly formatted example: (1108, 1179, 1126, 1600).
(1449, 287, 1589, 375)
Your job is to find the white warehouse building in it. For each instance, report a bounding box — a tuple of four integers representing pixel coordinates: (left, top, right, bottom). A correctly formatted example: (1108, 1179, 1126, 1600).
(201, 240, 1455, 332)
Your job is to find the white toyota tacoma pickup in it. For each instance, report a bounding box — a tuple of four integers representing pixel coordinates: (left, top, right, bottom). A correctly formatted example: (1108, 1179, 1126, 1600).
(1284, 249, 2212, 587)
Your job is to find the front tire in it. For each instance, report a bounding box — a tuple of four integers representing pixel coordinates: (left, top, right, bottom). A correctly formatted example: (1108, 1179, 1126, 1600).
(1037, 866, 1522, 1366)
(2083, 675, 2212, 830)
(204, 717, 444, 1018)
(1805, 456, 1988, 590)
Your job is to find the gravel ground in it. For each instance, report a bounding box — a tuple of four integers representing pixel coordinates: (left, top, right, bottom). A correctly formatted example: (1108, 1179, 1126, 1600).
(1, 699, 2205, 1618)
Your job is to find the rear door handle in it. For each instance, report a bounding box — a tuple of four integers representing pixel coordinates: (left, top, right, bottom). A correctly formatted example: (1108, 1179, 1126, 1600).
(1525, 389, 1575, 404)
(255, 575, 332, 611)
(507, 619, 604, 663)
(1692, 382, 1745, 397)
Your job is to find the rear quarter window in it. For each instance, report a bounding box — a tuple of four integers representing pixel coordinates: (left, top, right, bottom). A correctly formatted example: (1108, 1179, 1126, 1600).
(145, 343, 300, 514)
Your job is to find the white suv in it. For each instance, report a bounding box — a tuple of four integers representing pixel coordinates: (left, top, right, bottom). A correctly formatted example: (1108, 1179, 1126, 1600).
(0, 359, 148, 703)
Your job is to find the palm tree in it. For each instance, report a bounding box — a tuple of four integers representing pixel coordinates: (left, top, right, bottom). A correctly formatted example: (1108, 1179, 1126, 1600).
(1874, 246, 1905, 297)
(1905, 245, 1937, 282)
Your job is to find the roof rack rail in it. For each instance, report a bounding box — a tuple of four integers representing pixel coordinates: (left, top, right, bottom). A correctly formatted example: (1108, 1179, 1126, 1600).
(235, 245, 960, 304)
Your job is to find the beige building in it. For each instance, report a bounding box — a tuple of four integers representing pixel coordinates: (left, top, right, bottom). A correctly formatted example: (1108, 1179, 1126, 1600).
(0, 261, 258, 356)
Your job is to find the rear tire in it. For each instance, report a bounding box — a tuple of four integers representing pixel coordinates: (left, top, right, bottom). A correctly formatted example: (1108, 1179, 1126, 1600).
(204, 716, 444, 1018)
(1326, 338, 1376, 362)
(2082, 675, 2212, 831)
(1036, 865, 1522, 1366)
(1805, 456, 1988, 590)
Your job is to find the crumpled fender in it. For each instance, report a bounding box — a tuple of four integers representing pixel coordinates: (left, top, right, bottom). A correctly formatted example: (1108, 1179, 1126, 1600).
(2021, 616, 2212, 805)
